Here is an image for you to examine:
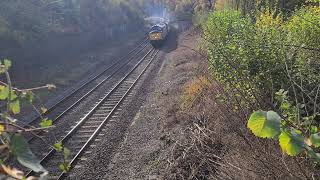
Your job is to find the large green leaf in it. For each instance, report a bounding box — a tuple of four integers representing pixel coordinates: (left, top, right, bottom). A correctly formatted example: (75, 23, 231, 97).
(279, 131, 305, 156)
(247, 111, 281, 138)
(310, 133, 320, 148)
(10, 134, 46, 173)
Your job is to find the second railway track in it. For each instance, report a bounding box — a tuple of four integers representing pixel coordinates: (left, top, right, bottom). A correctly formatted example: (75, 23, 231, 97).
(27, 47, 159, 179)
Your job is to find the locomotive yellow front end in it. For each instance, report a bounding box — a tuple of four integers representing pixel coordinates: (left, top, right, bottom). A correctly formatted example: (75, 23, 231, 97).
(149, 32, 162, 41)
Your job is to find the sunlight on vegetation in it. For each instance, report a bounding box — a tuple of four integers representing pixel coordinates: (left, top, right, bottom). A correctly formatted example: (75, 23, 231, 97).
(204, 0, 320, 163)
(181, 76, 211, 110)
(0, 0, 319, 179)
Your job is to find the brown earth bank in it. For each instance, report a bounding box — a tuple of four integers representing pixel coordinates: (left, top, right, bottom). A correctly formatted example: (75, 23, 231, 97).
(70, 26, 317, 179)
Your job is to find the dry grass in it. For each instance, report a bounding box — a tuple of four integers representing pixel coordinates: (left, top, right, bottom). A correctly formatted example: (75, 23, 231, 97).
(181, 76, 211, 111)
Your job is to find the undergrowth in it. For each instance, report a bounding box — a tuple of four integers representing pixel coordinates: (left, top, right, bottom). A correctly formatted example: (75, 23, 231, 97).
(202, 3, 320, 178)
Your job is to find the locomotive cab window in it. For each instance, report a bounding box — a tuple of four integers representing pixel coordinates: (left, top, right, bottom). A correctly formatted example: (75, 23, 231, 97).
(150, 26, 162, 32)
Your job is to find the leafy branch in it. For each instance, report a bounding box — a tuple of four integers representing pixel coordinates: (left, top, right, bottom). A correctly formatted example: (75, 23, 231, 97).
(0, 59, 70, 179)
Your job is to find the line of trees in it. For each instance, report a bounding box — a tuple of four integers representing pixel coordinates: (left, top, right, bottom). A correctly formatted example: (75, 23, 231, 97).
(0, 0, 147, 50)
(215, 0, 314, 14)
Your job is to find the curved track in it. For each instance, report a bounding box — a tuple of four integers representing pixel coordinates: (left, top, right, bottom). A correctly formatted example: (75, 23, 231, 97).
(21, 38, 158, 179)
(26, 38, 149, 127)
(6, 37, 153, 174)
(27, 48, 159, 179)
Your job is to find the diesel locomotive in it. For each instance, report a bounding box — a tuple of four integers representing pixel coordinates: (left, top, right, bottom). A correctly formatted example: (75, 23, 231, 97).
(148, 22, 169, 48)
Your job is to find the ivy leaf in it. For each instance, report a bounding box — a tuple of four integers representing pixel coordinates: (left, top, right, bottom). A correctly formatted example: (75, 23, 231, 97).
(53, 142, 63, 152)
(279, 131, 305, 156)
(247, 111, 281, 138)
(10, 134, 47, 173)
(310, 133, 320, 148)
(9, 100, 20, 114)
(39, 118, 52, 128)
(0, 86, 9, 100)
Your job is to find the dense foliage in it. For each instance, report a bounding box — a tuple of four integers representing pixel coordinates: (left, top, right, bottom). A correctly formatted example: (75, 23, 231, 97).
(215, 0, 313, 13)
(204, 3, 320, 163)
(0, 0, 146, 47)
(0, 0, 215, 49)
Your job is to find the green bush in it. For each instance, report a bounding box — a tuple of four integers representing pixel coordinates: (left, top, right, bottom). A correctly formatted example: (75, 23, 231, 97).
(204, 6, 320, 161)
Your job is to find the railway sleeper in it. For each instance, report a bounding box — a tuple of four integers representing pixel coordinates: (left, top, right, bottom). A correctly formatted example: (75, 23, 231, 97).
(99, 107, 116, 111)
(84, 150, 92, 154)
(109, 94, 124, 98)
(81, 125, 100, 129)
(114, 90, 128, 94)
(106, 95, 122, 99)
(91, 113, 110, 117)
(77, 129, 95, 134)
(72, 134, 92, 139)
(100, 103, 116, 107)
(118, 85, 131, 89)
(83, 119, 104, 124)
(101, 103, 118, 107)
(103, 98, 119, 102)
(86, 116, 105, 120)
(97, 106, 114, 111)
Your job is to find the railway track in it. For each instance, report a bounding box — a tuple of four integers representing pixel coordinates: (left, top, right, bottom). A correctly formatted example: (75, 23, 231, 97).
(24, 38, 149, 127)
(5, 38, 151, 172)
(27, 48, 159, 179)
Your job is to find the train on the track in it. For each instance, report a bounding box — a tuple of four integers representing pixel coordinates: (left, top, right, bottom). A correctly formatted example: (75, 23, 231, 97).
(148, 22, 169, 48)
